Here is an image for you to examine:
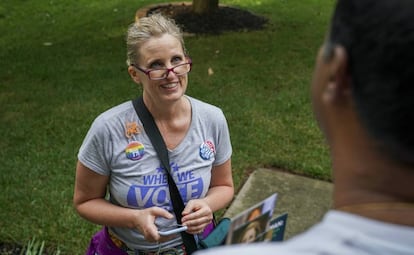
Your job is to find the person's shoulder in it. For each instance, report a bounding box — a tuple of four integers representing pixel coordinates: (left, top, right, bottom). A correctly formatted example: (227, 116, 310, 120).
(187, 96, 223, 114)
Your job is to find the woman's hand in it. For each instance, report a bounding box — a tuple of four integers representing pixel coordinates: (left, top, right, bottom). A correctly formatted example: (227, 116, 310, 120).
(181, 199, 214, 234)
(133, 207, 175, 242)
(74, 162, 175, 243)
(180, 159, 234, 235)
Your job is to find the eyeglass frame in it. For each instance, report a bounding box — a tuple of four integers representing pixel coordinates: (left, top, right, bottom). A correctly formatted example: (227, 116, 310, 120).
(131, 58, 192, 80)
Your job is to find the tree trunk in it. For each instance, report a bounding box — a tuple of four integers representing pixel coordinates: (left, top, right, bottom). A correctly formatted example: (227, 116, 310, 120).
(192, 0, 219, 15)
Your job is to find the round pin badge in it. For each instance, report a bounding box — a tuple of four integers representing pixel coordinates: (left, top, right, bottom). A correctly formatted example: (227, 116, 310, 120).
(199, 140, 215, 160)
(125, 141, 145, 161)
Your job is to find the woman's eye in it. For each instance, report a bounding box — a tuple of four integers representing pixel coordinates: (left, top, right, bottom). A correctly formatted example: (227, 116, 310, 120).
(150, 62, 163, 69)
(172, 56, 183, 64)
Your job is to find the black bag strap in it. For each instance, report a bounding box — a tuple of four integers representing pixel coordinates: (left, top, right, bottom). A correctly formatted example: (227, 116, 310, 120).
(132, 96, 198, 255)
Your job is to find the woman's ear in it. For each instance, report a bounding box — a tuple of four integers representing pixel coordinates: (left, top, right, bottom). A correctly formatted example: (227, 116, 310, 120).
(128, 66, 141, 84)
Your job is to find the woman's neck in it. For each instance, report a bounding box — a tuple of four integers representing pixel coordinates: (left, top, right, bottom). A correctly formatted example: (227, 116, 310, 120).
(144, 95, 189, 121)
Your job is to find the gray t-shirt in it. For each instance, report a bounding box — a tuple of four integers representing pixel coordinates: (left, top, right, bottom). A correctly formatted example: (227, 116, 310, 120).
(78, 96, 232, 250)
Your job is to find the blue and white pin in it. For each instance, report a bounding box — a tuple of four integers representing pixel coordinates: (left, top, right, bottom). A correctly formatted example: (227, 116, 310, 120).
(199, 140, 215, 160)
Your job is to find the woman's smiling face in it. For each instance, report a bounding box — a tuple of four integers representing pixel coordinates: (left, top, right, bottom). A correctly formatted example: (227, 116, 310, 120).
(137, 33, 189, 105)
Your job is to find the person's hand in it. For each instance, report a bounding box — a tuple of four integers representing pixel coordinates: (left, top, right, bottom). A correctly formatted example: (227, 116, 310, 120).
(181, 199, 213, 234)
(133, 207, 174, 242)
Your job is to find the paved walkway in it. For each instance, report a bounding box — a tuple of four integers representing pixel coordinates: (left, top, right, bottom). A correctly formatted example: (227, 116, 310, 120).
(224, 168, 333, 239)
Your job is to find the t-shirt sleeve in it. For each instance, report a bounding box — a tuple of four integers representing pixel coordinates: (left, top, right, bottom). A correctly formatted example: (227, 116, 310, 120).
(77, 115, 112, 176)
(213, 109, 232, 166)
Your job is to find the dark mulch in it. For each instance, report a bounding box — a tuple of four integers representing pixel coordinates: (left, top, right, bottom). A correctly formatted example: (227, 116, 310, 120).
(0, 242, 23, 255)
(147, 3, 268, 34)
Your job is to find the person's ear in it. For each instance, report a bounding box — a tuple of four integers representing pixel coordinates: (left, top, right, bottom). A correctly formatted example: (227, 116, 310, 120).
(128, 65, 141, 84)
(322, 45, 350, 104)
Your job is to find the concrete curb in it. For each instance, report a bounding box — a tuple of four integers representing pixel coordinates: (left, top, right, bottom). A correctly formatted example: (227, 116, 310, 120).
(224, 168, 333, 239)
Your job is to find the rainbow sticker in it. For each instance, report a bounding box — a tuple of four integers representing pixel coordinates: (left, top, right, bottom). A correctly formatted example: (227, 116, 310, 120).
(125, 141, 145, 161)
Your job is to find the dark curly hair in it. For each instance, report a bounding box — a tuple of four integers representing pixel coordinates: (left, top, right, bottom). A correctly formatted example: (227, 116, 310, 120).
(329, 0, 414, 164)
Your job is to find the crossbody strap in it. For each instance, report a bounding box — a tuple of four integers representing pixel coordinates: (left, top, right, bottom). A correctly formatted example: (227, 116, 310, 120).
(132, 97, 198, 254)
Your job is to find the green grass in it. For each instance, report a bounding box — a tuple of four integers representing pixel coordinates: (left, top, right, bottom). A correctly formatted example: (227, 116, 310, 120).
(0, 0, 334, 253)
(21, 237, 61, 255)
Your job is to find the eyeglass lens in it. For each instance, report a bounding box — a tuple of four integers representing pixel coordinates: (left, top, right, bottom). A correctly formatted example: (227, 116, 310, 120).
(149, 63, 191, 79)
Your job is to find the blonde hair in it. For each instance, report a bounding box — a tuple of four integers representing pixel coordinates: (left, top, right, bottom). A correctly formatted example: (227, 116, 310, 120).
(126, 13, 186, 66)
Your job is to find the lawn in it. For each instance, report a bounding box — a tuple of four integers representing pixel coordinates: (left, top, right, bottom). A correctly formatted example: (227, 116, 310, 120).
(0, 0, 334, 253)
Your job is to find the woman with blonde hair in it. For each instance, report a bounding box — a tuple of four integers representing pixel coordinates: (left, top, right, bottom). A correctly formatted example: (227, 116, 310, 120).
(74, 13, 234, 255)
